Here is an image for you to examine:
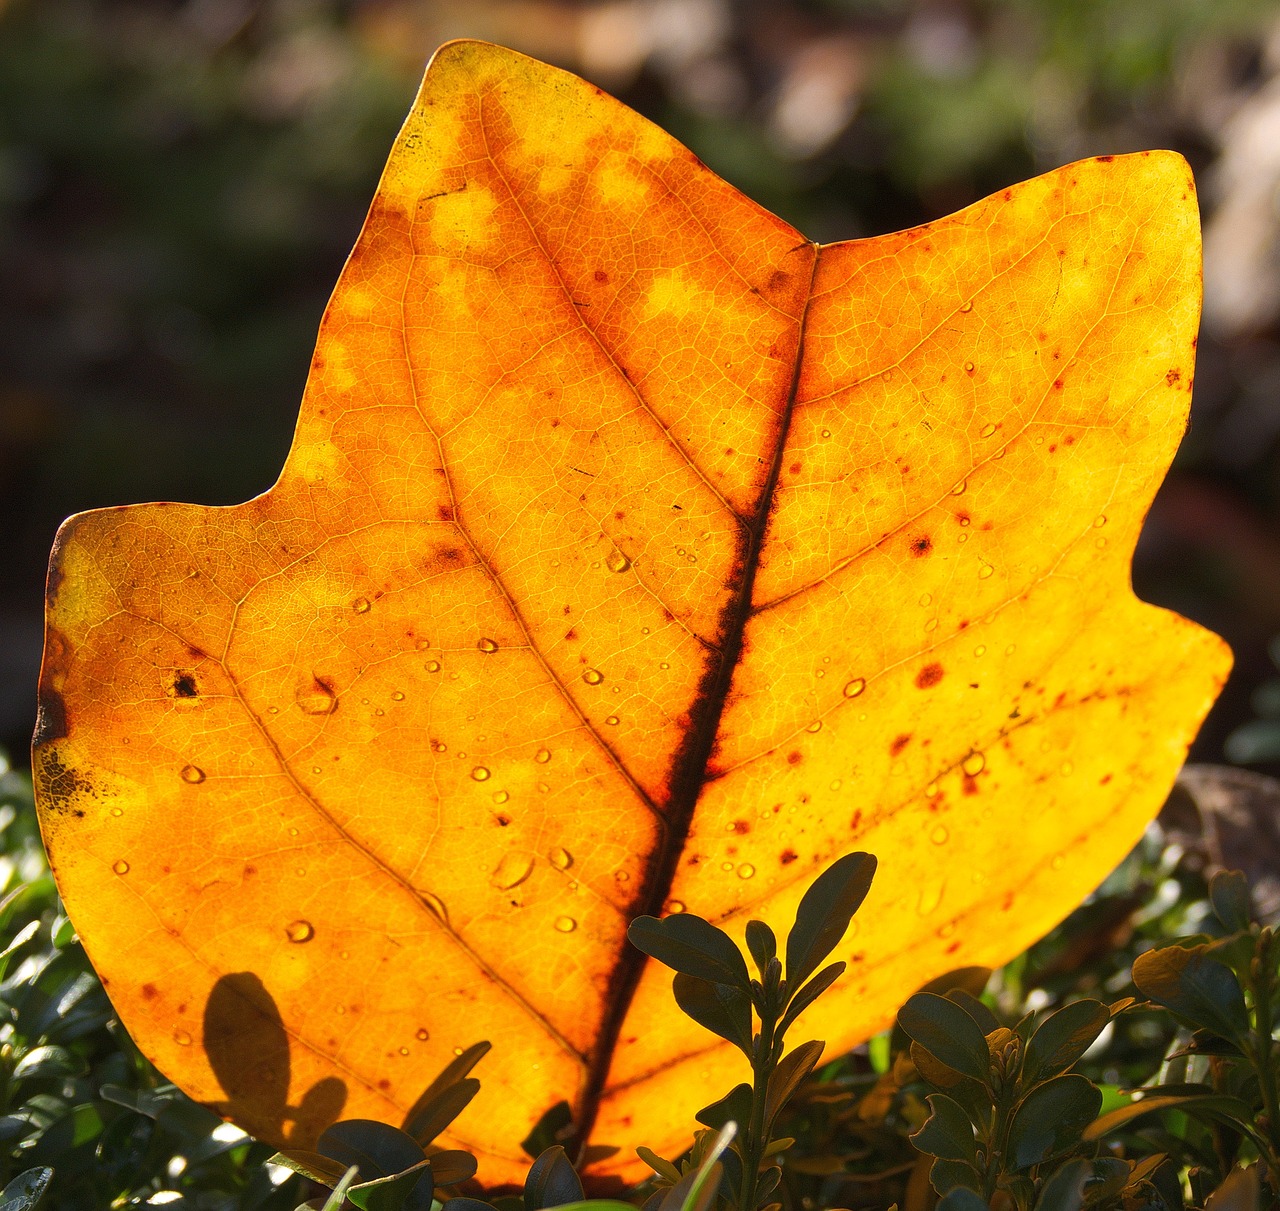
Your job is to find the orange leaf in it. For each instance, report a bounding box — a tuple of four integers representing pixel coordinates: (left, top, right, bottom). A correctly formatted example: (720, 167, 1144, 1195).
(33, 41, 1229, 1182)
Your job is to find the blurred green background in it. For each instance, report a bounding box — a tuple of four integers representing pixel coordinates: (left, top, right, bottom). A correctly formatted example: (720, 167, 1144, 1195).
(3, 0, 1280, 767)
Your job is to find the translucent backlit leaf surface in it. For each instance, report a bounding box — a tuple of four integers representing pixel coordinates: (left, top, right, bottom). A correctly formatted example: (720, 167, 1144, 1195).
(33, 41, 1230, 1182)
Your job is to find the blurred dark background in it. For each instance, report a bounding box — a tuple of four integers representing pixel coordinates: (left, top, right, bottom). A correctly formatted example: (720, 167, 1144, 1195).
(4, 0, 1280, 769)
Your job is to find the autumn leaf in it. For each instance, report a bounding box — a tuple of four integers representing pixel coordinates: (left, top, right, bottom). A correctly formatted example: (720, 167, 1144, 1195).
(33, 40, 1229, 1182)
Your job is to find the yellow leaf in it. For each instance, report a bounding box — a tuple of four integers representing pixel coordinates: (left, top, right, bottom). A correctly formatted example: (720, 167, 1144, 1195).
(33, 41, 1229, 1182)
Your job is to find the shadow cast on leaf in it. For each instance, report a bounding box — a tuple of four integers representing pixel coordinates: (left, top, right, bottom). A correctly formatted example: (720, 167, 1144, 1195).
(203, 971, 347, 1147)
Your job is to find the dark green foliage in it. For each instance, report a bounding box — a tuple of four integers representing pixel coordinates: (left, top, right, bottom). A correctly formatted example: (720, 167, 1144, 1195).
(782, 853, 877, 992)
(898, 993, 993, 1084)
(625, 854, 882, 1211)
(523, 1146, 583, 1211)
(626, 917, 752, 993)
(0, 747, 1275, 1210)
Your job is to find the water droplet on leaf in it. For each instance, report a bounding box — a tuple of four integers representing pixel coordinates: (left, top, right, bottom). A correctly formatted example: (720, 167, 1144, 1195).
(113, 860, 129, 875)
(352, 597, 371, 614)
(549, 847, 573, 871)
(423, 893, 449, 923)
(174, 1029, 193, 1046)
(843, 677, 866, 698)
(916, 883, 944, 915)
(582, 668, 604, 685)
(554, 916, 577, 933)
(606, 549, 631, 573)
(180, 764, 205, 784)
(930, 825, 949, 845)
(980, 422, 996, 437)
(477, 637, 498, 653)
(296, 682, 338, 715)
(286, 920, 315, 943)
(737, 863, 755, 879)
(962, 751, 986, 776)
(490, 852, 534, 889)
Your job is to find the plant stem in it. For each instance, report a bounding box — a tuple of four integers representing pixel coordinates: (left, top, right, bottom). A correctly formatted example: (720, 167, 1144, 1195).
(982, 1086, 1010, 1203)
(738, 1006, 777, 1211)
(1251, 931, 1280, 1193)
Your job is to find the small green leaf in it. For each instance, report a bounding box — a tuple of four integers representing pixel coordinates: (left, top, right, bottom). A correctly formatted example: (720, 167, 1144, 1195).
(945, 990, 998, 1036)
(548, 1204, 651, 1211)
(765, 1039, 825, 1125)
(429, 1150, 479, 1186)
(1084, 1092, 1261, 1144)
(1204, 1163, 1262, 1210)
(269, 1149, 353, 1186)
(12, 1045, 86, 1081)
(1032, 1157, 1092, 1211)
(784, 852, 876, 990)
(319, 1166, 361, 1211)
(318, 1119, 427, 1181)
(403, 1079, 481, 1147)
(0, 1167, 52, 1211)
(898, 993, 992, 1083)
(911, 1093, 978, 1165)
(680, 1123, 735, 1211)
(1209, 871, 1252, 933)
(745, 921, 776, 978)
(673, 974, 754, 1055)
(524, 1145, 584, 1211)
(628, 915, 751, 990)
(1132, 945, 1251, 1045)
(349, 1158, 434, 1211)
(1021, 1000, 1110, 1084)
(1006, 1074, 1101, 1170)
(778, 962, 845, 1038)
(930, 1158, 983, 1197)
(636, 1146, 682, 1185)
(400, 1041, 490, 1135)
(695, 1083, 752, 1132)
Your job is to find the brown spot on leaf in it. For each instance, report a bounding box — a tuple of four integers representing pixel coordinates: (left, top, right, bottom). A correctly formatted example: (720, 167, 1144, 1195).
(780, 849, 798, 865)
(915, 663, 944, 689)
(787, 750, 802, 765)
(890, 733, 912, 755)
(910, 535, 932, 556)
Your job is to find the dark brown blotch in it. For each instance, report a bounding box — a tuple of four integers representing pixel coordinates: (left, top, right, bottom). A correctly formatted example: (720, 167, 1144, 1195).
(915, 663, 944, 689)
